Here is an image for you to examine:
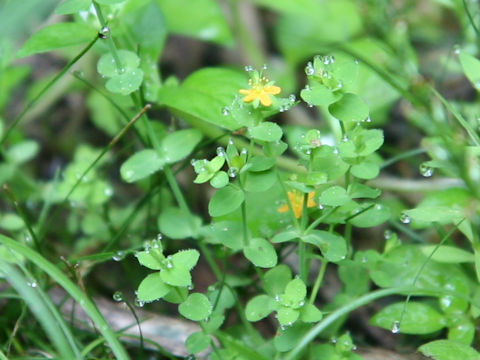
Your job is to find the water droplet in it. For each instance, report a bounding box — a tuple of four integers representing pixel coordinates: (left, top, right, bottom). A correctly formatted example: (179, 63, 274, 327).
(391, 320, 400, 333)
(375, 204, 382, 210)
(342, 135, 349, 142)
(98, 26, 110, 39)
(240, 148, 248, 155)
(135, 298, 145, 307)
(113, 291, 123, 302)
(333, 148, 339, 154)
(453, 45, 461, 55)
(274, 294, 280, 302)
(190, 158, 197, 166)
(384, 230, 393, 239)
(244, 65, 253, 72)
(28, 281, 37, 288)
(187, 284, 193, 290)
(228, 168, 238, 178)
(354, 59, 359, 64)
(298, 300, 305, 307)
(262, 64, 268, 70)
(156, 234, 163, 241)
(222, 107, 230, 116)
(331, 337, 337, 344)
(419, 163, 434, 177)
(318, 204, 324, 210)
(104, 187, 114, 197)
(400, 213, 411, 224)
(305, 62, 315, 76)
(112, 250, 125, 261)
(166, 261, 173, 269)
(289, 94, 296, 102)
(228, 138, 234, 145)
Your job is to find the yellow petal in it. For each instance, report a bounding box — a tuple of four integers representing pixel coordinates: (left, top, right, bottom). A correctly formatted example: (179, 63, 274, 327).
(239, 89, 250, 95)
(264, 85, 281, 95)
(307, 192, 317, 208)
(278, 204, 289, 213)
(259, 92, 273, 106)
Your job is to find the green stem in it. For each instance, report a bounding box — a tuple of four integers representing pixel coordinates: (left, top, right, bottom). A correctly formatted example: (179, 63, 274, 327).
(198, 241, 223, 281)
(0, 36, 98, 146)
(305, 207, 338, 234)
(283, 286, 457, 360)
(93, 1, 123, 71)
(309, 259, 328, 304)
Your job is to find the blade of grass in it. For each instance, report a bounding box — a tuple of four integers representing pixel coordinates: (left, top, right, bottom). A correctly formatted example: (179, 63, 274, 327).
(430, 85, 480, 146)
(0, 234, 129, 360)
(0, 36, 99, 147)
(282, 286, 472, 360)
(0, 260, 81, 359)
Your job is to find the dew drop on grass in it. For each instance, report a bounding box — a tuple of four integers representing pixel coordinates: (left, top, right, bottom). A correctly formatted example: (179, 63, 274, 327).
(419, 162, 434, 177)
(228, 168, 237, 178)
(391, 320, 400, 333)
(112, 250, 125, 261)
(222, 107, 230, 116)
(98, 26, 110, 39)
(113, 291, 123, 302)
(305, 62, 315, 75)
(384, 230, 393, 239)
(216, 147, 225, 156)
(28, 281, 37, 288)
(400, 213, 411, 224)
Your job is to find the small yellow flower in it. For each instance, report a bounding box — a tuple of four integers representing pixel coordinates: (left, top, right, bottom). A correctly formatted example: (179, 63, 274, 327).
(239, 75, 281, 107)
(278, 191, 317, 219)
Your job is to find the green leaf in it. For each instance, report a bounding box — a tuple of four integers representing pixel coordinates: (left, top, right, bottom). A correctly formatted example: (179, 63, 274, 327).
(105, 68, 144, 95)
(282, 278, 306, 308)
(420, 245, 474, 263)
(246, 294, 275, 321)
(243, 237, 278, 268)
(243, 169, 277, 192)
(159, 68, 247, 131)
(0, 213, 25, 231)
(319, 186, 350, 206)
(271, 230, 299, 244)
(448, 320, 475, 345)
(161, 129, 202, 164)
(120, 149, 165, 183)
(300, 84, 340, 106)
(348, 183, 381, 199)
(17, 22, 96, 58)
(328, 93, 369, 122)
(186, 331, 211, 354)
(277, 307, 299, 326)
(264, 265, 292, 297)
(248, 122, 283, 142)
(160, 267, 192, 287)
(158, 0, 233, 45)
(404, 206, 463, 226)
(300, 303, 323, 323)
(248, 156, 276, 172)
(419, 340, 480, 360)
(349, 203, 391, 228)
(208, 185, 245, 217)
(95, 0, 126, 4)
(273, 322, 310, 352)
(136, 251, 163, 270)
(6, 140, 39, 164)
(179, 293, 212, 321)
(97, 50, 140, 78)
(356, 129, 384, 156)
(302, 230, 347, 262)
(459, 52, 480, 91)
(137, 272, 171, 302)
(199, 221, 243, 251)
(171, 249, 200, 270)
(210, 171, 229, 188)
(158, 207, 201, 239)
(56, 0, 91, 14)
(351, 161, 379, 180)
(371, 302, 446, 334)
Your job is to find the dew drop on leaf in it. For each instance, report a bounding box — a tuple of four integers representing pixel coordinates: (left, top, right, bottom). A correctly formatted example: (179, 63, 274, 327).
(391, 320, 400, 333)
(113, 291, 123, 302)
(400, 213, 411, 224)
(419, 162, 434, 177)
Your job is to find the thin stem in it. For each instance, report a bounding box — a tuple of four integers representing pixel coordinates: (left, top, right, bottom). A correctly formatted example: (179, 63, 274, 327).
(309, 259, 328, 304)
(305, 207, 338, 234)
(0, 36, 99, 146)
(93, 1, 123, 71)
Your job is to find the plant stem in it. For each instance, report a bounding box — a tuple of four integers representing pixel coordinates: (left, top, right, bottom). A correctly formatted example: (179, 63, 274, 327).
(93, 1, 123, 71)
(309, 259, 328, 304)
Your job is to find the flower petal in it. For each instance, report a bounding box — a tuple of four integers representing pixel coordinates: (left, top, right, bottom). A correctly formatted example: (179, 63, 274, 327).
(264, 85, 281, 95)
(259, 93, 273, 106)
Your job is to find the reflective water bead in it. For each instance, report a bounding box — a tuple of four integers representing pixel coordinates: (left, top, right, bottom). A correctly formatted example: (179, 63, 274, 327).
(216, 146, 226, 156)
(135, 298, 145, 307)
(400, 213, 411, 224)
(112, 251, 125, 261)
(113, 291, 123, 302)
(227, 168, 238, 178)
(305, 62, 315, 75)
(289, 94, 296, 102)
(221, 107, 230, 116)
(244, 65, 254, 72)
(391, 320, 400, 333)
(384, 230, 393, 239)
(98, 26, 110, 39)
(419, 162, 434, 177)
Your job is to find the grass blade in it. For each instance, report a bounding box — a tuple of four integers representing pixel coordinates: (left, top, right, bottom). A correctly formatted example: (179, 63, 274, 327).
(0, 235, 129, 360)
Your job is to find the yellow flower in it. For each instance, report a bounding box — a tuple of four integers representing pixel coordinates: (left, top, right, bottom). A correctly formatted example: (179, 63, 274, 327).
(239, 76, 281, 107)
(278, 191, 317, 219)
